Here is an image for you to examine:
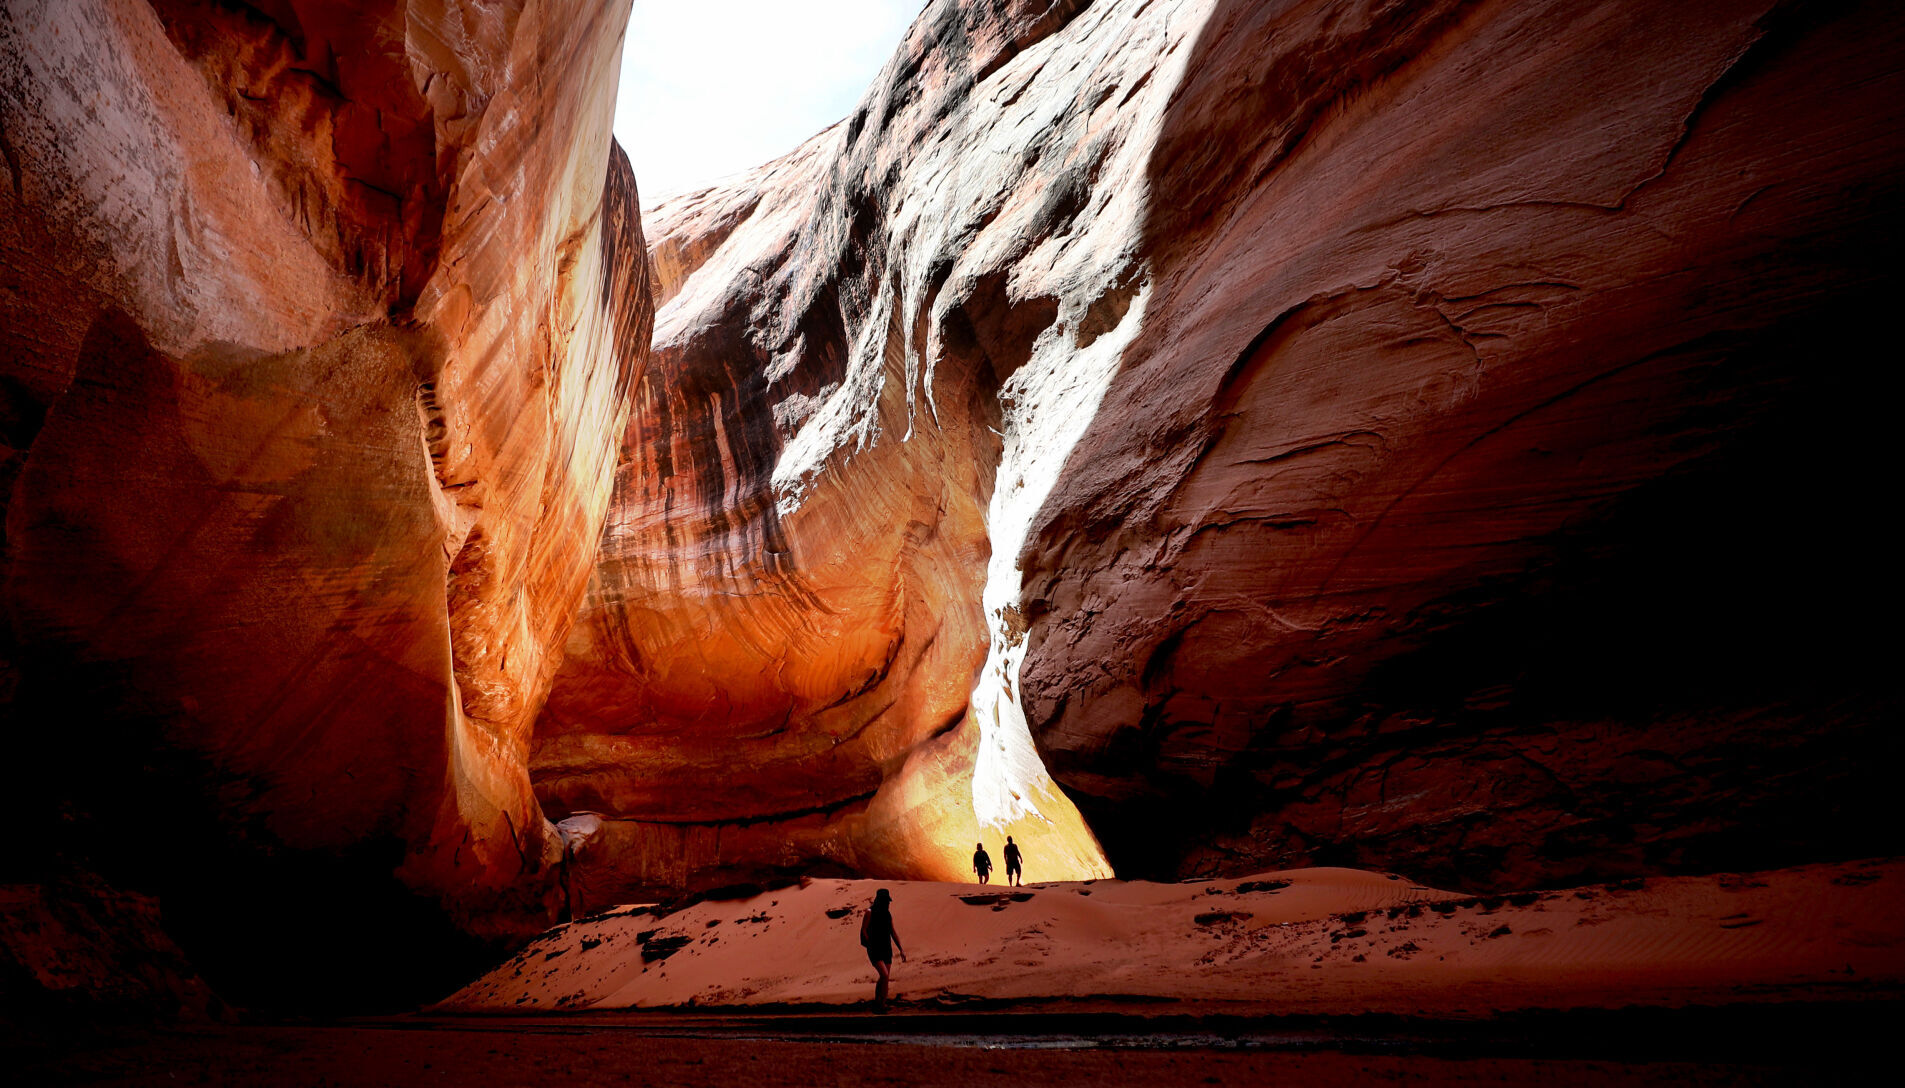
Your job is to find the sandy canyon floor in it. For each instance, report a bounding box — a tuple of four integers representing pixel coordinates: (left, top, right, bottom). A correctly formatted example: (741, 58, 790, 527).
(12, 860, 1900, 1085)
(444, 860, 1903, 1016)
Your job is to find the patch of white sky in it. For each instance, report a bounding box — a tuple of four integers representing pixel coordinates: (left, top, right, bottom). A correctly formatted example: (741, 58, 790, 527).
(613, 0, 926, 205)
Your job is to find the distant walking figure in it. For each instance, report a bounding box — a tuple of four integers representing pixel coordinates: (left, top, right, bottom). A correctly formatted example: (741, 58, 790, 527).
(858, 888, 906, 1013)
(1003, 835, 1023, 887)
(973, 842, 993, 885)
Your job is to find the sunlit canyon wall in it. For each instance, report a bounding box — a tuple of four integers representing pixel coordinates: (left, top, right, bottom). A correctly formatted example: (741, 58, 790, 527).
(3, 0, 1901, 1012)
(551, 0, 1902, 902)
(1, 0, 651, 1006)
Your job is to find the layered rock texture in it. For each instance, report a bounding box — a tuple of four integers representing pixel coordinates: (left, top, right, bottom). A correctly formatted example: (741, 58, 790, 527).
(534, 0, 1140, 902)
(1009, 0, 1905, 887)
(2, 0, 650, 1006)
(556, 0, 1902, 900)
(4, 0, 1901, 1011)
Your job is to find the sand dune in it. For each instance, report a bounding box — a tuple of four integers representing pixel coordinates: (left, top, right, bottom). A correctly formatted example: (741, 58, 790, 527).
(441, 859, 1904, 1016)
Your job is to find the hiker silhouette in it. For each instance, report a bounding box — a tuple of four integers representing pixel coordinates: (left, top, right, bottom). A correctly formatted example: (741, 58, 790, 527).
(972, 841, 993, 885)
(857, 888, 906, 1013)
(1003, 835, 1023, 887)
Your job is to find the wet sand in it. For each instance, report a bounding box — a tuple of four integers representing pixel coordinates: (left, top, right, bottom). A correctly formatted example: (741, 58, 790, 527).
(11, 1001, 1898, 1086)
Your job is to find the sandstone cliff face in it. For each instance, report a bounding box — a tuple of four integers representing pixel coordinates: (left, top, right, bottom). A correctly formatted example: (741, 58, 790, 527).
(536, 0, 1122, 902)
(1, 0, 649, 1005)
(4, 0, 1899, 1007)
(1013, 0, 1905, 887)
(570, 0, 1903, 899)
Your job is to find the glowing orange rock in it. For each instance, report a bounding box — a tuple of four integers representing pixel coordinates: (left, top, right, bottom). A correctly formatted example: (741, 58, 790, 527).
(0, 0, 650, 1002)
(542, 0, 1904, 901)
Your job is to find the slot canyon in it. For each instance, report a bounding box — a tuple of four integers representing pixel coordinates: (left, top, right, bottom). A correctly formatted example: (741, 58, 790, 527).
(3, 0, 1901, 1025)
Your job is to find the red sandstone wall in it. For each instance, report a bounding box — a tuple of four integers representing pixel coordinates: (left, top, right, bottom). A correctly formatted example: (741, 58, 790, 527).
(1015, 0, 1905, 885)
(3, 0, 1900, 1008)
(572, 0, 1904, 897)
(0, 0, 651, 1004)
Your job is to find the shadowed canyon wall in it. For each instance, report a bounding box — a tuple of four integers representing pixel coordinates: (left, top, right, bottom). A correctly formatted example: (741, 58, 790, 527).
(3, 0, 1901, 1013)
(1, 0, 651, 1008)
(561, 0, 1902, 903)
(1014, 0, 1905, 888)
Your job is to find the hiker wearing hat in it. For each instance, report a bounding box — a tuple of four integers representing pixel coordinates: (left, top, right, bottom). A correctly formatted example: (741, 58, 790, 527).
(857, 888, 907, 1013)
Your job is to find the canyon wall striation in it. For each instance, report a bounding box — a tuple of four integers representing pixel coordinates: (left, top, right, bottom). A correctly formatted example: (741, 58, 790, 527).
(1, 0, 651, 1006)
(3, 0, 1901, 1009)
(537, 0, 1125, 905)
(1011, 0, 1905, 886)
(570, 0, 1903, 899)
